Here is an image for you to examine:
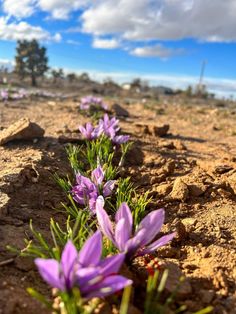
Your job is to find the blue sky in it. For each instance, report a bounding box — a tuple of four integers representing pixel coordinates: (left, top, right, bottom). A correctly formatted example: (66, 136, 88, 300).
(1, 0, 236, 98)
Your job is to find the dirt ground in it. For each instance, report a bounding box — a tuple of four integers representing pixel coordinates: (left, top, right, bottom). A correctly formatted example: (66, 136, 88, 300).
(0, 95, 236, 314)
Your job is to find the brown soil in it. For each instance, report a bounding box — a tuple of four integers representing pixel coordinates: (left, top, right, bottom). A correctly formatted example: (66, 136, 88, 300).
(0, 96, 236, 314)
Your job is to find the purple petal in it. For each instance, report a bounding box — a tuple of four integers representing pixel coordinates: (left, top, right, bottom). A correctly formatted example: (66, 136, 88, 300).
(61, 241, 79, 289)
(76, 267, 99, 287)
(98, 253, 125, 277)
(78, 125, 86, 136)
(114, 218, 129, 251)
(84, 275, 132, 299)
(35, 259, 64, 290)
(96, 197, 114, 241)
(76, 174, 95, 190)
(88, 194, 98, 212)
(115, 203, 133, 239)
(78, 231, 102, 267)
(137, 208, 165, 247)
(125, 229, 147, 258)
(136, 233, 176, 256)
(93, 125, 103, 138)
(113, 135, 130, 144)
(103, 180, 116, 197)
(91, 166, 104, 186)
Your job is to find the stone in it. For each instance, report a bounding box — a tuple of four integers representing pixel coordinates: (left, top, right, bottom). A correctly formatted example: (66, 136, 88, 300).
(135, 123, 169, 137)
(153, 183, 172, 197)
(0, 193, 10, 215)
(0, 118, 44, 145)
(152, 124, 170, 137)
(173, 140, 187, 150)
(169, 178, 189, 201)
(187, 183, 206, 197)
(174, 221, 188, 241)
(161, 141, 175, 149)
(163, 261, 192, 299)
(227, 172, 236, 194)
(182, 218, 197, 227)
(214, 164, 233, 174)
(164, 160, 176, 174)
(112, 103, 129, 117)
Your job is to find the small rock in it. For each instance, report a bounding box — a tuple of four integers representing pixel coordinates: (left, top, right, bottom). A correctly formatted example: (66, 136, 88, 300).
(182, 218, 197, 227)
(0, 118, 44, 145)
(135, 123, 150, 135)
(161, 141, 175, 149)
(47, 101, 57, 106)
(187, 183, 206, 197)
(112, 103, 129, 117)
(169, 178, 189, 201)
(0, 193, 10, 215)
(214, 165, 233, 174)
(163, 262, 192, 299)
(153, 183, 172, 196)
(227, 172, 236, 194)
(164, 160, 175, 174)
(199, 289, 215, 304)
(135, 123, 169, 137)
(173, 140, 187, 150)
(19, 165, 39, 183)
(153, 124, 169, 137)
(174, 221, 187, 241)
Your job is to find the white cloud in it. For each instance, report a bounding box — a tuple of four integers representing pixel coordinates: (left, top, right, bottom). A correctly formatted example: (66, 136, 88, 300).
(66, 39, 80, 45)
(2, 0, 36, 18)
(130, 44, 184, 59)
(38, 0, 88, 19)
(0, 17, 61, 42)
(81, 0, 236, 43)
(0, 58, 15, 68)
(92, 37, 120, 49)
(1, 0, 88, 19)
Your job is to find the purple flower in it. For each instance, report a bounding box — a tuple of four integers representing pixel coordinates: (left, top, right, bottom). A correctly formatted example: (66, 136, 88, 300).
(79, 113, 130, 144)
(1, 90, 8, 101)
(35, 241, 79, 291)
(79, 122, 101, 140)
(35, 231, 132, 299)
(96, 197, 175, 259)
(80, 96, 108, 111)
(72, 166, 116, 212)
(98, 114, 120, 140)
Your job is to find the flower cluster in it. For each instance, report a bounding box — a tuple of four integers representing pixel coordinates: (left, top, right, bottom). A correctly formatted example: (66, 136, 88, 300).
(80, 96, 108, 111)
(0, 89, 8, 101)
(79, 114, 130, 144)
(31, 96, 175, 312)
(36, 231, 132, 298)
(72, 165, 116, 212)
(0, 88, 27, 101)
(96, 197, 175, 259)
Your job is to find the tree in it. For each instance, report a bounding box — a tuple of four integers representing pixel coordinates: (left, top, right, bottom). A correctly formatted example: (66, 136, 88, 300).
(51, 68, 64, 84)
(67, 72, 77, 83)
(15, 40, 49, 86)
(185, 85, 193, 97)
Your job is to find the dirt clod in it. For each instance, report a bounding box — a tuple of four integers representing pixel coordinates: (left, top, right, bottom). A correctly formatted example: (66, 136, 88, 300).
(169, 178, 189, 201)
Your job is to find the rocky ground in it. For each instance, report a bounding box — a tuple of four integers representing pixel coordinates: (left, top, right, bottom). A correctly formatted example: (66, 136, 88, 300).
(0, 95, 236, 313)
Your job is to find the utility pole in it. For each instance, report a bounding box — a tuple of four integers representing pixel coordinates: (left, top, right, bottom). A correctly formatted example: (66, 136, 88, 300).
(198, 60, 207, 94)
